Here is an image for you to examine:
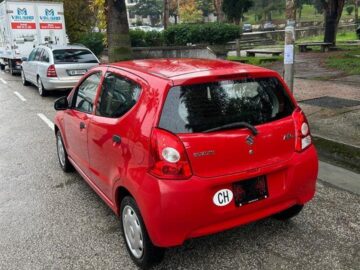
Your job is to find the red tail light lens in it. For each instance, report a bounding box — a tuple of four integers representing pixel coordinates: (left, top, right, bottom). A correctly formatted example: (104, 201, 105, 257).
(149, 128, 192, 180)
(47, 64, 57, 77)
(293, 107, 312, 152)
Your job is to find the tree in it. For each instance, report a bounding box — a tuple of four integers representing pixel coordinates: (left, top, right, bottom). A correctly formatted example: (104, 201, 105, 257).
(131, 0, 163, 26)
(197, 0, 215, 17)
(252, 0, 284, 21)
(163, 0, 170, 28)
(179, 0, 203, 23)
(222, 0, 253, 24)
(214, 0, 225, 21)
(90, 0, 106, 31)
(322, 0, 346, 45)
(63, 0, 94, 42)
(105, 0, 132, 61)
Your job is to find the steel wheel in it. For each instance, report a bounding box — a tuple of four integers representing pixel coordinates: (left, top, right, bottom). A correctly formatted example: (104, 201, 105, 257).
(122, 205, 144, 259)
(57, 133, 66, 168)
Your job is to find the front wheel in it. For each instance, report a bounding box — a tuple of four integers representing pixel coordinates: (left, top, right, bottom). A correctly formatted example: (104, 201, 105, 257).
(121, 196, 165, 269)
(56, 130, 73, 172)
(21, 70, 29, 86)
(273, 205, 304, 221)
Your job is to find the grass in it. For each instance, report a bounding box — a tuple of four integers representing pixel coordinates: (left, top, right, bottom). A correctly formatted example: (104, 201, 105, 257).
(325, 46, 360, 75)
(227, 55, 283, 66)
(297, 31, 358, 43)
(244, 4, 359, 25)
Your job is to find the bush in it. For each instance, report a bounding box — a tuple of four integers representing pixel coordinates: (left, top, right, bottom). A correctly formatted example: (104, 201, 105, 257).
(164, 23, 241, 46)
(77, 32, 105, 57)
(130, 29, 164, 47)
(346, 5, 354, 15)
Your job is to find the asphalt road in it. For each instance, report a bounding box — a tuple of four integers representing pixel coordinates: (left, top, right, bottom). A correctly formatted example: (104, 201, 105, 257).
(0, 70, 359, 270)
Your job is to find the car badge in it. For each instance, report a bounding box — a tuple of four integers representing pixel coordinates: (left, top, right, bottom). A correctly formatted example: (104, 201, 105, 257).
(246, 135, 255, 145)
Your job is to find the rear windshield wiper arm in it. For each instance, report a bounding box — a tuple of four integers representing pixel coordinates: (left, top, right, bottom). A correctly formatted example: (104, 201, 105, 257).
(203, 122, 258, 136)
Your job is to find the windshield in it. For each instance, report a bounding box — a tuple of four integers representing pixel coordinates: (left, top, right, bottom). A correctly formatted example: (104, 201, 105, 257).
(159, 77, 295, 134)
(53, 49, 98, 64)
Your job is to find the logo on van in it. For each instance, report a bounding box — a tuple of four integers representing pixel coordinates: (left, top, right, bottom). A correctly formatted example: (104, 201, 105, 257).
(17, 8, 27, 16)
(11, 8, 34, 21)
(45, 9, 55, 16)
(40, 9, 61, 21)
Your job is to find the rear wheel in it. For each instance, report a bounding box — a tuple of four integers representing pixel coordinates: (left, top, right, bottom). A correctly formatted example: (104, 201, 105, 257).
(56, 130, 73, 172)
(121, 196, 165, 269)
(273, 205, 304, 221)
(0, 63, 5, 71)
(37, 77, 47, 96)
(21, 70, 29, 86)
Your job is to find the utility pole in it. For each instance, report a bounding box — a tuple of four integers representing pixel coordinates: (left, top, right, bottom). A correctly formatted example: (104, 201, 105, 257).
(284, 0, 296, 92)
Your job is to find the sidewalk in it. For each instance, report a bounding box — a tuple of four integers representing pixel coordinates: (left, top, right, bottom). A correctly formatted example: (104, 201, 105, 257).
(269, 52, 360, 172)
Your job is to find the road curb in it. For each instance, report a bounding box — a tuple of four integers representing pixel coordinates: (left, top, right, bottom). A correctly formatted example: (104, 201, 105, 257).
(312, 134, 360, 174)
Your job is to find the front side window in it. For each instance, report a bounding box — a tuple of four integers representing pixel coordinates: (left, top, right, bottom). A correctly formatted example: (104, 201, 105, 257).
(96, 72, 141, 118)
(53, 49, 98, 64)
(28, 49, 37, 61)
(73, 72, 102, 113)
(159, 77, 295, 134)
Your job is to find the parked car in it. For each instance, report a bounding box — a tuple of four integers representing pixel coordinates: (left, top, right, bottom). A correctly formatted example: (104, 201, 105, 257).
(243, 23, 253, 33)
(54, 59, 318, 269)
(263, 21, 276, 31)
(21, 44, 99, 96)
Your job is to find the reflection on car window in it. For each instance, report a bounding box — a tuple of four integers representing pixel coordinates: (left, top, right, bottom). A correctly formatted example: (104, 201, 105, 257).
(53, 49, 98, 64)
(159, 77, 294, 133)
(34, 49, 43, 61)
(28, 49, 37, 61)
(41, 50, 49, 62)
(96, 72, 141, 118)
(74, 72, 101, 113)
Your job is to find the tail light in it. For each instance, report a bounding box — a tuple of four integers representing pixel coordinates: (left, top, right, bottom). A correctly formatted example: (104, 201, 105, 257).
(149, 128, 192, 180)
(47, 64, 57, 77)
(293, 107, 312, 152)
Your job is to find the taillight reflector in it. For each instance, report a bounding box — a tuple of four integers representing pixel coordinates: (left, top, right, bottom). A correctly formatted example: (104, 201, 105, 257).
(293, 107, 312, 152)
(47, 64, 57, 77)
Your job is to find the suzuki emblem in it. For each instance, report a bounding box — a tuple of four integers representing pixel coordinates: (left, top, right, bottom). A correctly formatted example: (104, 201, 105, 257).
(246, 135, 255, 145)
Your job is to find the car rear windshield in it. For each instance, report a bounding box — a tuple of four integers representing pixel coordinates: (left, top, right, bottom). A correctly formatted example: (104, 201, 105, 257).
(53, 49, 98, 64)
(159, 77, 295, 134)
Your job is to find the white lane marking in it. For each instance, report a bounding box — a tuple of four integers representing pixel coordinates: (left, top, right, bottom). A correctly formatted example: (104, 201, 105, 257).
(37, 113, 55, 131)
(0, 78, 7, 84)
(13, 91, 26, 102)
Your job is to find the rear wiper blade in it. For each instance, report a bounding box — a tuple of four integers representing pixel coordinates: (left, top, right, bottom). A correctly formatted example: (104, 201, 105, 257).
(203, 122, 258, 136)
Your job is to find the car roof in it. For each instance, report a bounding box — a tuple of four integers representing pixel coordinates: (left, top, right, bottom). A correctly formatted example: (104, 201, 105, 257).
(109, 58, 275, 82)
(37, 44, 89, 51)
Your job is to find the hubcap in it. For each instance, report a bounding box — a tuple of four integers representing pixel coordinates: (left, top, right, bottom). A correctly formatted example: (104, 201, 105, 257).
(122, 205, 144, 259)
(38, 78, 43, 95)
(57, 134, 66, 167)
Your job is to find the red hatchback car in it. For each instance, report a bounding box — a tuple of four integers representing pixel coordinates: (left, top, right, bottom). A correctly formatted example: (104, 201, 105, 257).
(54, 59, 318, 268)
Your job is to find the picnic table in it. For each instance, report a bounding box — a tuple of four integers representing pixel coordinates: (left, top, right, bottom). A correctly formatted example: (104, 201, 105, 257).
(245, 49, 283, 57)
(298, 42, 333, 52)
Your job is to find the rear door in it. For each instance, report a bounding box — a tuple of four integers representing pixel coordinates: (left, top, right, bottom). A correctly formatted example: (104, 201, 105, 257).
(64, 71, 102, 174)
(22, 48, 37, 84)
(159, 77, 296, 178)
(87, 69, 143, 198)
(52, 48, 99, 81)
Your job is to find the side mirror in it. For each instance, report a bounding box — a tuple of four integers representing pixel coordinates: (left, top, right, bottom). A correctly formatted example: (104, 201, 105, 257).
(21, 57, 28, 62)
(54, 96, 69, 111)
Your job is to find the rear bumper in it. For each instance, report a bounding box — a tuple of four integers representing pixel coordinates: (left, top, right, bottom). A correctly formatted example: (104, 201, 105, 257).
(138, 146, 318, 247)
(42, 77, 81, 90)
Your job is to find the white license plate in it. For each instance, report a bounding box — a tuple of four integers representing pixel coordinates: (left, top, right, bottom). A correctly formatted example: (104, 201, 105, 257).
(68, 69, 87, 76)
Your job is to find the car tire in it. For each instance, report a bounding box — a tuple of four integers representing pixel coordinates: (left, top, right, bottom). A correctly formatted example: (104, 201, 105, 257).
(0, 63, 5, 71)
(21, 70, 29, 86)
(37, 77, 47, 96)
(56, 130, 74, 172)
(121, 196, 165, 269)
(273, 205, 304, 221)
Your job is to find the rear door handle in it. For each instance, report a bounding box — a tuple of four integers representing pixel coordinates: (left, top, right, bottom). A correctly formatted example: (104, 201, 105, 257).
(112, 135, 121, 144)
(79, 122, 86, 130)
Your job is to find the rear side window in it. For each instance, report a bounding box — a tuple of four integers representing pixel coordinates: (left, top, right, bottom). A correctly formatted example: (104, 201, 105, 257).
(96, 73, 141, 118)
(159, 77, 295, 133)
(53, 49, 98, 64)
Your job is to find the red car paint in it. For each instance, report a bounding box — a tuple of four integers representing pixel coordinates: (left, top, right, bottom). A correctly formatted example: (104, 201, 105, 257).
(54, 59, 318, 247)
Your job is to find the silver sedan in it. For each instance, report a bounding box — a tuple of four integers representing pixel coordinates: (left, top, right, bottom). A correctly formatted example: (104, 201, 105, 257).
(21, 44, 99, 96)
